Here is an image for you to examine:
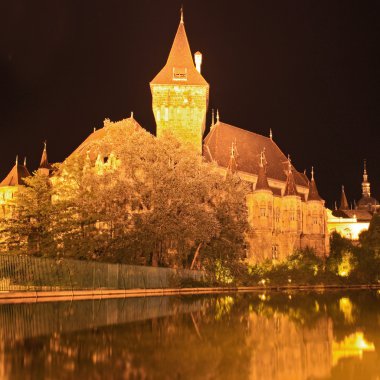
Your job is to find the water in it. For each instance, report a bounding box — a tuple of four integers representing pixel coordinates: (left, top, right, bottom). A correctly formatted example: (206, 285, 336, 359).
(0, 290, 379, 379)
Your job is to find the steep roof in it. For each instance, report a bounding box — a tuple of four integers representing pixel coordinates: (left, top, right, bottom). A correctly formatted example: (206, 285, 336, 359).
(150, 16, 208, 86)
(307, 168, 323, 201)
(339, 186, 349, 210)
(203, 121, 308, 188)
(255, 165, 271, 191)
(39, 142, 51, 169)
(0, 160, 31, 187)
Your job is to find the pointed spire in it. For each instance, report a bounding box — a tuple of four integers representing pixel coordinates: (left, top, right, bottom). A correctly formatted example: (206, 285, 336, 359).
(23, 157, 27, 167)
(361, 159, 371, 197)
(150, 8, 208, 86)
(211, 109, 215, 127)
(39, 141, 50, 169)
(131, 111, 134, 119)
(308, 166, 322, 201)
(255, 150, 271, 191)
(284, 157, 299, 196)
(216, 109, 220, 123)
(269, 128, 273, 140)
(339, 185, 349, 210)
(180, 5, 184, 24)
(15, 155, 18, 166)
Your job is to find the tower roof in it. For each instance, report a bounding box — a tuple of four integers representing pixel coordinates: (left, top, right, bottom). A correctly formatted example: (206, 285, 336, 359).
(255, 150, 271, 191)
(0, 157, 31, 187)
(283, 158, 299, 196)
(339, 185, 349, 210)
(307, 167, 323, 201)
(150, 11, 208, 86)
(39, 141, 51, 169)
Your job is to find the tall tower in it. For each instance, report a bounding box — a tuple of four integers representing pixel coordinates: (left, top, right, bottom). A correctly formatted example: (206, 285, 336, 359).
(150, 9, 209, 154)
(361, 159, 371, 197)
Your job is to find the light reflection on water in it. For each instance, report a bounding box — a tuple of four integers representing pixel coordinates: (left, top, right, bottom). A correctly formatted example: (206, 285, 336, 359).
(0, 291, 379, 380)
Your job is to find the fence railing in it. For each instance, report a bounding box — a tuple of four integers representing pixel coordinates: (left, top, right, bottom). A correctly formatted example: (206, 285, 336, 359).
(0, 254, 206, 292)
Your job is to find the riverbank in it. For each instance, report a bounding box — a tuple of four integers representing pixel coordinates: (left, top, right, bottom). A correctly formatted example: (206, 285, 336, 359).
(1, 284, 380, 304)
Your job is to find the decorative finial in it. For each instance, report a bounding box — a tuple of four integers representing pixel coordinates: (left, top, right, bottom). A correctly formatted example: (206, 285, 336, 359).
(24, 157, 27, 167)
(259, 150, 265, 167)
(216, 109, 220, 123)
(15, 155, 18, 166)
(269, 128, 273, 140)
(342, 185, 344, 191)
(180, 5, 184, 24)
(311, 166, 314, 180)
(43, 140, 47, 150)
(211, 109, 215, 127)
(93, 127, 96, 133)
(363, 158, 367, 174)
(131, 111, 134, 119)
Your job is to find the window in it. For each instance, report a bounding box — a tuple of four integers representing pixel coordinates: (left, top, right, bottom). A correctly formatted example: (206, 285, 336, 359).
(260, 207, 266, 217)
(173, 67, 188, 81)
(272, 245, 279, 260)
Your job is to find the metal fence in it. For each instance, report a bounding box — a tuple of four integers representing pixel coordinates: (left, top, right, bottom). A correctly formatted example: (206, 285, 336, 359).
(0, 254, 206, 292)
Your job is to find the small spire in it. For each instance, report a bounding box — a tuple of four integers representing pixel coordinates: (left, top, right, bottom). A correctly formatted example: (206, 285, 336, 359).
(180, 5, 184, 24)
(339, 185, 349, 210)
(93, 127, 96, 133)
(24, 157, 27, 167)
(311, 166, 314, 181)
(364, 159, 367, 174)
(15, 155, 18, 166)
(255, 150, 271, 192)
(39, 141, 50, 170)
(131, 111, 134, 119)
(216, 109, 220, 123)
(211, 109, 215, 127)
(284, 157, 299, 197)
(269, 128, 273, 140)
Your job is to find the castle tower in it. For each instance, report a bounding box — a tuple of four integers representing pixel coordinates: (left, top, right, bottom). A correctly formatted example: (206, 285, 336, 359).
(281, 159, 302, 254)
(357, 160, 379, 211)
(302, 167, 328, 257)
(150, 8, 209, 154)
(246, 150, 274, 262)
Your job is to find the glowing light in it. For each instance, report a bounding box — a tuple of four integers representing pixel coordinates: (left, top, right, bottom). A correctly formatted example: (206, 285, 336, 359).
(332, 332, 375, 366)
(338, 252, 352, 277)
(259, 293, 268, 301)
(339, 297, 355, 324)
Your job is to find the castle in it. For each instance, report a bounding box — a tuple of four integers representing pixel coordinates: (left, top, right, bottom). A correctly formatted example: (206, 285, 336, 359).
(0, 10, 329, 263)
(327, 161, 379, 240)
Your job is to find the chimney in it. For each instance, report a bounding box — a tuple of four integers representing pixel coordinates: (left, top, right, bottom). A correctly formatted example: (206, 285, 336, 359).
(194, 51, 202, 74)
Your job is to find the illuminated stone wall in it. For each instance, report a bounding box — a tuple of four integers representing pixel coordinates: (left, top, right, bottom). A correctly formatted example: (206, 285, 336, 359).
(151, 84, 208, 155)
(246, 188, 328, 263)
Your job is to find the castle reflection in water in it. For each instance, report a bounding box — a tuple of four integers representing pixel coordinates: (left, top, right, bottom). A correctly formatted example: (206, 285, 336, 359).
(0, 291, 379, 380)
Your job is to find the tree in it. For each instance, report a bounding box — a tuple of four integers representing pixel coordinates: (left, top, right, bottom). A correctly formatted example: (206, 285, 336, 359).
(1, 170, 58, 255)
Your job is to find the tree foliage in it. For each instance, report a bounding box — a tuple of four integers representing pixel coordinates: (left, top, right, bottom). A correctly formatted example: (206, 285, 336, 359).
(2, 119, 249, 271)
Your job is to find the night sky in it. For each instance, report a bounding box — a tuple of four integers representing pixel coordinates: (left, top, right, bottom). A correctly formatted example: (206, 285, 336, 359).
(1, 0, 379, 208)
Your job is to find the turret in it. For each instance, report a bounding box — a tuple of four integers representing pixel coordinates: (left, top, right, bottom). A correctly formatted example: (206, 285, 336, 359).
(282, 157, 301, 233)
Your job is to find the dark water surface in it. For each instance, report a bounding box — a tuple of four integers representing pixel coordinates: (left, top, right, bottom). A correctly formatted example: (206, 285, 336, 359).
(0, 290, 379, 379)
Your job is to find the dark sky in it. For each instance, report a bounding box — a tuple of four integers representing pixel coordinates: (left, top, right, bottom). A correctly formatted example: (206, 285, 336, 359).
(0, 0, 379, 208)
